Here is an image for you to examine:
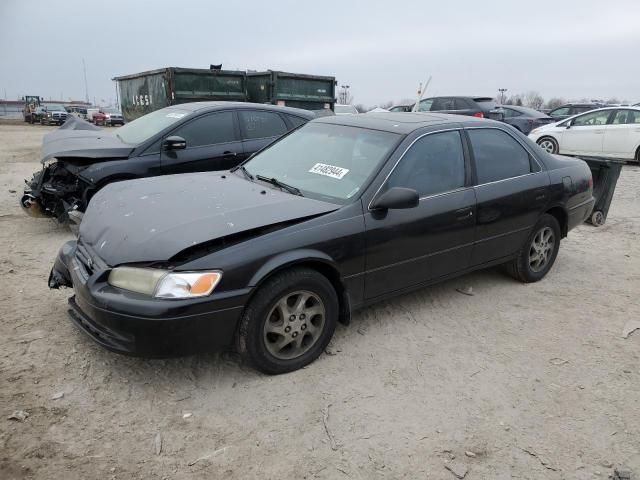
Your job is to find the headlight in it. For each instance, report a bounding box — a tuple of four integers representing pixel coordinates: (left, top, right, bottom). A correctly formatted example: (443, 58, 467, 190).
(108, 267, 222, 299)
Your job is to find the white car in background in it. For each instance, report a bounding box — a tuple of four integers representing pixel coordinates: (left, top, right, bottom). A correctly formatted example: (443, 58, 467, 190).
(529, 106, 640, 162)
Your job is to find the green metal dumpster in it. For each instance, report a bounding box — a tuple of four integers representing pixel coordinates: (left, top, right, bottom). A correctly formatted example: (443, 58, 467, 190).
(113, 68, 248, 122)
(246, 71, 336, 112)
(579, 156, 625, 226)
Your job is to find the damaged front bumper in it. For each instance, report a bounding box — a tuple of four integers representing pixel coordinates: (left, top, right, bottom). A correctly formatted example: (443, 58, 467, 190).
(21, 163, 86, 225)
(49, 241, 247, 357)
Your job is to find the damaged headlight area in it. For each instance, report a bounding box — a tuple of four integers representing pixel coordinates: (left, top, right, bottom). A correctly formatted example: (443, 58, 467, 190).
(108, 267, 223, 299)
(22, 161, 89, 221)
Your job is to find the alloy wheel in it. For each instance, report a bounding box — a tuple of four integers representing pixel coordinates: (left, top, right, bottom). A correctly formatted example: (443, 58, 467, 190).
(263, 290, 326, 360)
(538, 138, 557, 154)
(529, 226, 555, 273)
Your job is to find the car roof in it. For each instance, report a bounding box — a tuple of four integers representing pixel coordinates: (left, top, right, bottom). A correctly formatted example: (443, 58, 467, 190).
(423, 96, 495, 102)
(313, 111, 496, 134)
(502, 105, 550, 117)
(557, 103, 603, 107)
(168, 101, 316, 118)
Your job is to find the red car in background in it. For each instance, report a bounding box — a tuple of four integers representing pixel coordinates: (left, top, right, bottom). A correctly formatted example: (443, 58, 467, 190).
(92, 108, 125, 126)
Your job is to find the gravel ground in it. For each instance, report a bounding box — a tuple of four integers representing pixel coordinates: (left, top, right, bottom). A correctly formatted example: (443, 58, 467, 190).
(0, 124, 639, 479)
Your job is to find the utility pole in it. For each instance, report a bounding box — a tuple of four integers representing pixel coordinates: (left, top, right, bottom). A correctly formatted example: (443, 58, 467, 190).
(83, 58, 89, 104)
(498, 88, 508, 104)
(340, 85, 350, 104)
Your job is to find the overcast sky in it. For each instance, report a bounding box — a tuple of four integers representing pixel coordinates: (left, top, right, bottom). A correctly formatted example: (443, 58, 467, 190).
(1, 0, 639, 106)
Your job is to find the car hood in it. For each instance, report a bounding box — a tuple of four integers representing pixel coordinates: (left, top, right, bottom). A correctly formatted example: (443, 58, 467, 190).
(79, 172, 340, 266)
(530, 121, 560, 135)
(41, 116, 134, 163)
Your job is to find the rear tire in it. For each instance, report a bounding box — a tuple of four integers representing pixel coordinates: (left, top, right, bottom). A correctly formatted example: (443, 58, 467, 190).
(537, 136, 559, 154)
(506, 214, 561, 283)
(591, 210, 605, 226)
(237, 268, 338, 374)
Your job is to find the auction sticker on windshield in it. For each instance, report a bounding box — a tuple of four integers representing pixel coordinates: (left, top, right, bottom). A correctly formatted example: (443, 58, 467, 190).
(309, 163, 349, 179)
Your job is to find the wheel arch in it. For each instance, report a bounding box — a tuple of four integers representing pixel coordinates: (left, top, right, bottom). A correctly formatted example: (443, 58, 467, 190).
(544, 205, 568, 238)
(248, 251, 351, 326)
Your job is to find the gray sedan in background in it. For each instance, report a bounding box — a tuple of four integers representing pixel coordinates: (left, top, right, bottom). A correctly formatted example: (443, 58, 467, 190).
(500, 105, 554, 135)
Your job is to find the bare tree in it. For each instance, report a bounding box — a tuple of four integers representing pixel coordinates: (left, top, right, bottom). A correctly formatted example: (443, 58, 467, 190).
(378, 101, 394, 110)
(524, 91, 544, 110)
(545, 97, 565, 110)
(505, 94, 523, 106)
(605, 97, 620, 105)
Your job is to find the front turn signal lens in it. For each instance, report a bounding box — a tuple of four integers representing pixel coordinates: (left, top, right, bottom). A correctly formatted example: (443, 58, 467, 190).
(154, 271, 222, 299)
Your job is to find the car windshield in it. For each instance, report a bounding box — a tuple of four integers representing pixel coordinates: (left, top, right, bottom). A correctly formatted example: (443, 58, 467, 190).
(45, 104, 65, 111)
(115, 107, 190, 145)
(102, 108, 120, 114)
(335, 105, 358, 114)
(243, 123, 400, 204)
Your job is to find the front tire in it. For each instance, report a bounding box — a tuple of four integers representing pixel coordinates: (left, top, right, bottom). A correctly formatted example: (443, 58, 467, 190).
(506, 214, 561, 283)
(237, 268, 338, 374)
(537, 136, 559, 154)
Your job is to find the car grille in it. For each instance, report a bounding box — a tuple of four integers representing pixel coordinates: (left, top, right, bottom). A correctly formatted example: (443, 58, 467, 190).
(52, 113, 67, 120)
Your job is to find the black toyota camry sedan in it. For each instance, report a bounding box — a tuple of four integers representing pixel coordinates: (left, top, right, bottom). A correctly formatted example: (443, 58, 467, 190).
(21, 102, 315, 222)
(49, 112, 595, 374)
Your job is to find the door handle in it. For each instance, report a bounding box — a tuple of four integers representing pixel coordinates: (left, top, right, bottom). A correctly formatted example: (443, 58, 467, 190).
(455, 207, 473, 221)
(222, 151, 237, 157)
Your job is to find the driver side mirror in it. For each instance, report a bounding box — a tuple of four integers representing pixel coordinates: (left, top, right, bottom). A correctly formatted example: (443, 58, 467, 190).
(371, 187, 419, 210)
(163, 136, 187, 151)
(565, 119, 572, 129)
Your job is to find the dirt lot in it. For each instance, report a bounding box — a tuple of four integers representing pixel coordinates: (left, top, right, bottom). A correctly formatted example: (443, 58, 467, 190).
(0, 123, 639, 479)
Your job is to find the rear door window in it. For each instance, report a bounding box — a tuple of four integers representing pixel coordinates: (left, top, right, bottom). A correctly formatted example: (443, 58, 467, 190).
(454, 98, 471, 110)
(432, 97, 455, 111)
(171, 111, 236, 147)
(386, 130, 466, 197)
(468, 129, 533, 184)
(239, 110, 288, 140)
(611, 109, 640, 124)
(502, 108, 521, 118)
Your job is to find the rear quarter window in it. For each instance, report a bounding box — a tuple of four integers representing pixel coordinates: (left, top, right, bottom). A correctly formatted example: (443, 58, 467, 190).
(285, 115, 308, 129)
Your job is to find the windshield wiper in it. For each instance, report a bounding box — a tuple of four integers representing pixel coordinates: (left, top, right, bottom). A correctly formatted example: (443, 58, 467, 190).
(231, 164, 254, 181)
(255, 175, 303, 196)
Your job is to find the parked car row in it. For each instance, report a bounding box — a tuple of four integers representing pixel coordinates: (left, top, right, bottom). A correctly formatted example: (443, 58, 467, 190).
(67, 106, 125, 126)
(30, 104, 68, 125)
(529, 106, 640, 162)
(29, 104, 126, 127)
(387, 98, 628, 134)
(19, 101, 595, 374)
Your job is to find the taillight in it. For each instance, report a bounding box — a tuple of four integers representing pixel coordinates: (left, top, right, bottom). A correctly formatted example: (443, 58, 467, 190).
(588, 176, 593, 190)
(473, 112, 484, 118)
